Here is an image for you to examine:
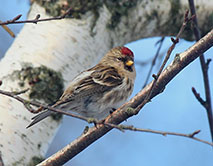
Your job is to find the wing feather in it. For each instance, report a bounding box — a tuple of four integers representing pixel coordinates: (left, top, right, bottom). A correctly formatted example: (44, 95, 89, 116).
(54, 66, 123, 106)
(91, 66, 123, 87)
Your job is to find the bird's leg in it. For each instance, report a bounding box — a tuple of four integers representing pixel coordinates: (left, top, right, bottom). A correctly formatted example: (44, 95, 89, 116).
(109, 108, 116, 114)
(94, 108, 117, 127)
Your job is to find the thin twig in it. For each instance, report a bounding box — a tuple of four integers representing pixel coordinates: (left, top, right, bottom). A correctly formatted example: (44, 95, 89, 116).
(136, 10, 194, 112)
(188, 0, 213, 142)
(0, 82, 96, 124)
(0, 21, 15, 37)
(0, 7, 73, 26)
(11, 88, 29, 95)
(0, 88, 92, 123)
(143, 37, 165, 88)
(104, 123, 213, 146)
(192, 87, 206, 107)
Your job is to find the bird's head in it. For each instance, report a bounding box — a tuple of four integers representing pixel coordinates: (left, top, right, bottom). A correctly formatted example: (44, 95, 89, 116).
(101, 46, 135, 73)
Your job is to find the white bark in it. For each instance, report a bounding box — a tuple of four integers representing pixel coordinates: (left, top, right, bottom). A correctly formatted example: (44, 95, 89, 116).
(0, 0, 212, 165)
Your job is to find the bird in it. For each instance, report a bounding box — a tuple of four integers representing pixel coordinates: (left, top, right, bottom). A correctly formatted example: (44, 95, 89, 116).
(27, 46, 136, 128)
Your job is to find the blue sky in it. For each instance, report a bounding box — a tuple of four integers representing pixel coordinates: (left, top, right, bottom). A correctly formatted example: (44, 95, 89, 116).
(0, 1, 213, 166)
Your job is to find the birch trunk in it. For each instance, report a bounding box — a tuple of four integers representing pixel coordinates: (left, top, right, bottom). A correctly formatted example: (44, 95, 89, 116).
(0, 0, 212, 165)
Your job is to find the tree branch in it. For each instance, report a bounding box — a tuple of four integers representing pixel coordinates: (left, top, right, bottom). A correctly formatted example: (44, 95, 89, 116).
(104, 123, 213, 146)
(0, 21, 15, 37)
(0, 86, 212, 156)
(188, 0, 213, 142)
(0, 7, 72, 26)
(142, 37, 165, 88)
(192, 87, 206, 107)
(135, 10, 194, 112)
(0, 87, 92, 123)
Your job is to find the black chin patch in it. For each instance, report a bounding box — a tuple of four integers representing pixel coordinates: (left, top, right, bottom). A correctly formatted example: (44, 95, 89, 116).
(125, 65, 133, 72)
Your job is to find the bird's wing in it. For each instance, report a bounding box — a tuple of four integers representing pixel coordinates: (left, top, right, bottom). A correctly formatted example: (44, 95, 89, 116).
(54, 66, 124, 106)
(91, 66, 123, 87)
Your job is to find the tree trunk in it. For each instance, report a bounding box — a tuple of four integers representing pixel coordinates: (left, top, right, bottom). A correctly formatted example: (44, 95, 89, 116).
(0, 0, 212, 165)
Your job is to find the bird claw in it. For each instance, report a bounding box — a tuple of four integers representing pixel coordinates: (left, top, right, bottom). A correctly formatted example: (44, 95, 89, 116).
(109, 108, 116, 114)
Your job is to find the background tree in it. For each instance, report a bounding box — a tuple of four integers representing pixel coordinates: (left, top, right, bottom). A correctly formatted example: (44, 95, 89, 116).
(0, 0, 212, 165)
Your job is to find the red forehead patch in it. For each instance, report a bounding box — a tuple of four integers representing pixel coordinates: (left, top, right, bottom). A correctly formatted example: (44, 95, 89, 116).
(121, 47, 134, 57)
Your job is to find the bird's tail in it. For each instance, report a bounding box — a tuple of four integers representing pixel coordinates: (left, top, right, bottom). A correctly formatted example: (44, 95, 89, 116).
(26, 110, 53, 128)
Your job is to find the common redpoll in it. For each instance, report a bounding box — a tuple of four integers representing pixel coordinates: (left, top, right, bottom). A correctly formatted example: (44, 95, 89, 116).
(27, 46, 136, 128)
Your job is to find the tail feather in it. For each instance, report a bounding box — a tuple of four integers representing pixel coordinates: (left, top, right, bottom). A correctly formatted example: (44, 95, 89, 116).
(27, 110, 53, 128)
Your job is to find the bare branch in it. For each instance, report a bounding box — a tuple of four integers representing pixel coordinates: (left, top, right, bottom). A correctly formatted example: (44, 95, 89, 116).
(0, 84, 92, 123)
(192, 87, 206, 107)
(0, 7, 73, 26)
(206, 58, 211, 67)
(104, 123, 213, 146)
(0, 21, 15, 37)
(136, 10, 194, 112)
(1, 83, 211, 161)
(11, 88, 29, 95)
(188, 0, 213, 142)
(143, 37, 165, 88)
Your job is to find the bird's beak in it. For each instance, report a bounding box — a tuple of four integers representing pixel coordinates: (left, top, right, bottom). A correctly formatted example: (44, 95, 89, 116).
(126, 60, 134, 66)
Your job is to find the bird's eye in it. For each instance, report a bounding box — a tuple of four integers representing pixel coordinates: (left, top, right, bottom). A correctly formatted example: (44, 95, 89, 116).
(117, 57, 123, 61)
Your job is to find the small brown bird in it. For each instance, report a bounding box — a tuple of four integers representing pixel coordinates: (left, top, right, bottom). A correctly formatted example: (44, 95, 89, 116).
(27, 46, 136, 128)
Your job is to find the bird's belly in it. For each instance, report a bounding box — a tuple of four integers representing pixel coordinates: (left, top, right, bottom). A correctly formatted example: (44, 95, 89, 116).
(86, 90, 130, 119)
(58, 87, 132, 120)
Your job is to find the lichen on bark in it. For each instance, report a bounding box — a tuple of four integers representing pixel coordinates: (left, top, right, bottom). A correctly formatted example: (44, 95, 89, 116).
(32, 0, 213, 41)
(33, 0, 102, 18)
(13, 64, 64, 105)
(33, 0, 138, 30)
(28, 156, 44, 166)
(9, 64, 64, 121)
(104, 0, 138, 29)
